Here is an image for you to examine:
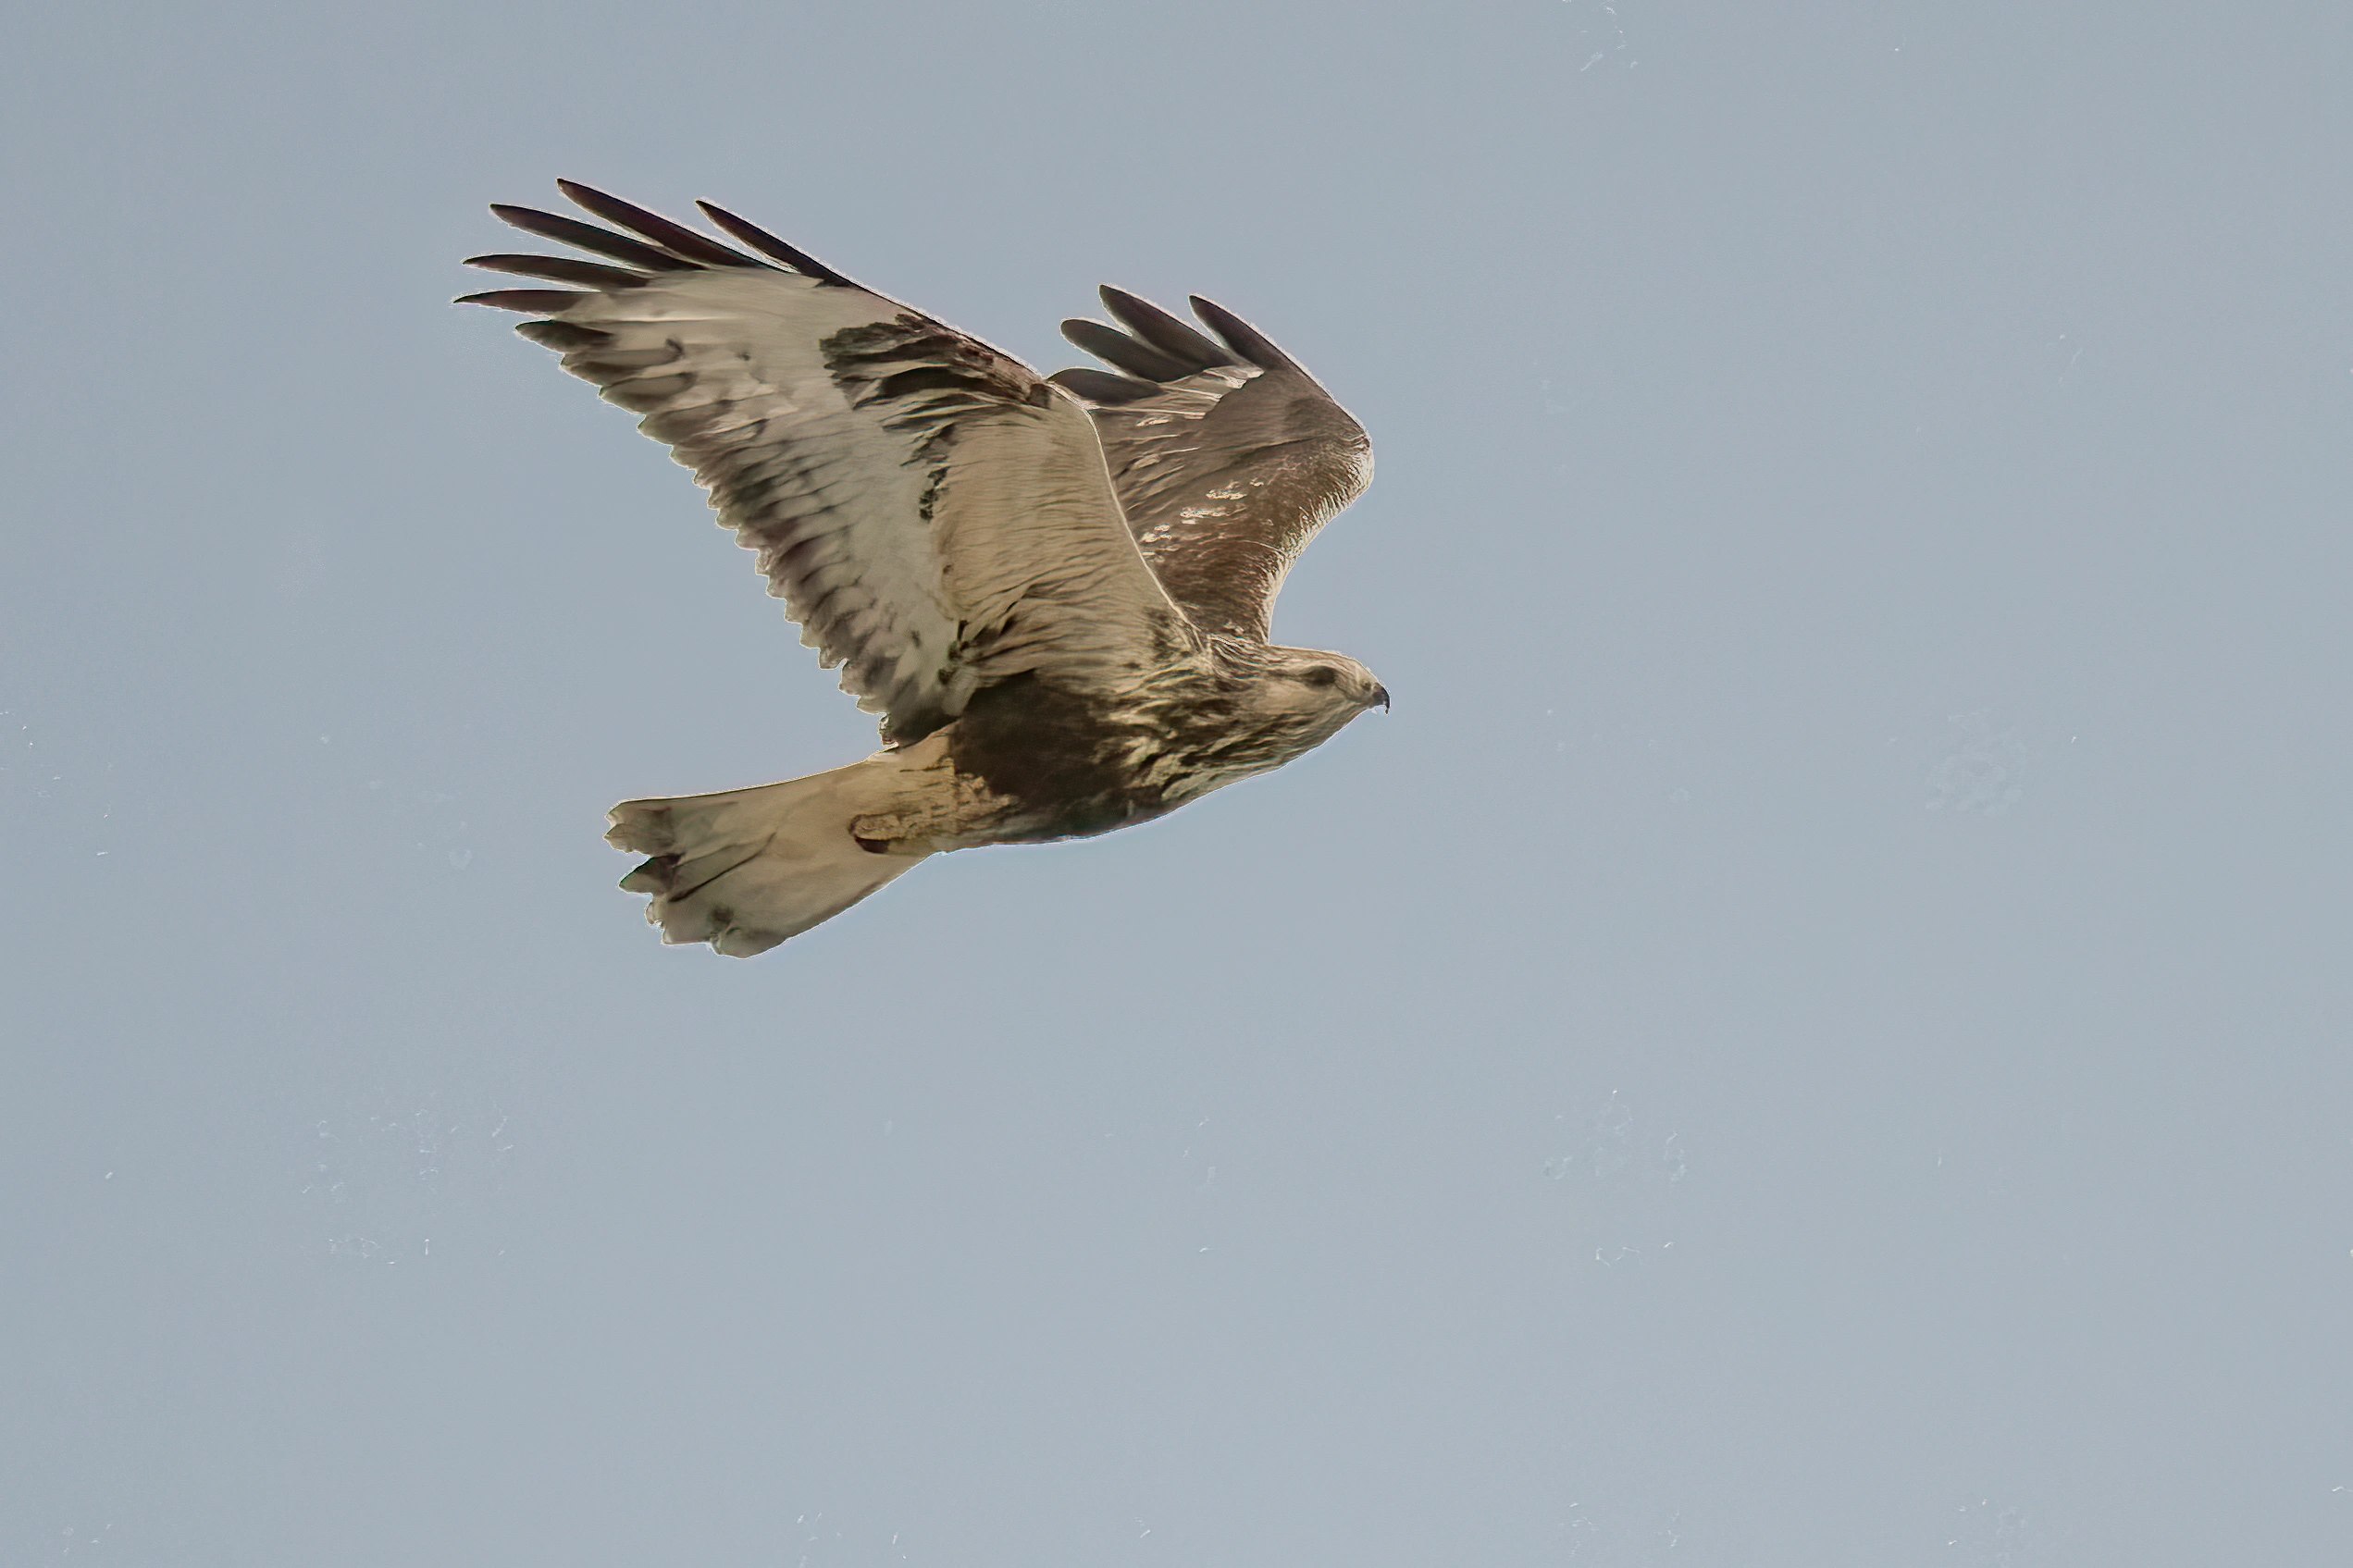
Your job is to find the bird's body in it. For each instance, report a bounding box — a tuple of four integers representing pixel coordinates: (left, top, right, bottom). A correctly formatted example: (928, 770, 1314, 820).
(465, 183, 1382, 955)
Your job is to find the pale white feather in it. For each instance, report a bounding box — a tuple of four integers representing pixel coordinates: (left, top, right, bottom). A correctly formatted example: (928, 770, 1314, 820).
(549, 269, 1188, 739)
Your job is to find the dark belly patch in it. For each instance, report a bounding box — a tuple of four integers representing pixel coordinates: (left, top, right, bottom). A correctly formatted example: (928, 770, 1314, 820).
(948, 673, 1161, 842)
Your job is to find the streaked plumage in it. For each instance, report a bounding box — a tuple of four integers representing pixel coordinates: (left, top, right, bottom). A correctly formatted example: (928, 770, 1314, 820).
(464, 182, 1382, 955)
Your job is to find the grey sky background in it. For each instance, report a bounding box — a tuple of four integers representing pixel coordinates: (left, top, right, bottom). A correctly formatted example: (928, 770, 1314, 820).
(5, 2, 2349, 1563)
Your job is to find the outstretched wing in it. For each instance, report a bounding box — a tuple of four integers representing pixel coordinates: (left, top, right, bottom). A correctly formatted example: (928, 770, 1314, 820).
(1049, 290, 1371, 643)
(463, 182, 1188, 746)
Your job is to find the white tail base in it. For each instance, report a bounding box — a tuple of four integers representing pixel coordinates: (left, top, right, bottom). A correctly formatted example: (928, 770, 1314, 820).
(605, 742, 950, 957)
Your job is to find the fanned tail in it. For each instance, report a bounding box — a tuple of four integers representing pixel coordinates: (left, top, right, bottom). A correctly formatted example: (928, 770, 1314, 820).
(605, 759, 933, 957)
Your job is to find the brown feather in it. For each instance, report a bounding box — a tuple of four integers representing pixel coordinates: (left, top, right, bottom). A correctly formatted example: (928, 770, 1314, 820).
(554, 179, 763, 269)
(456, 289, 588, 313)
(1099, 287, 1233, 373)
(1061, 318, 1196, 383)
(695, 201, 857, 287)
(490, 204, 695, 272)
(464, 253, 647, 290)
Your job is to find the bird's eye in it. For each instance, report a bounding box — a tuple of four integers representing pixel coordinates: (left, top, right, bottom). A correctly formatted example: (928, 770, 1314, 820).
(1301, 666, 1340, 688)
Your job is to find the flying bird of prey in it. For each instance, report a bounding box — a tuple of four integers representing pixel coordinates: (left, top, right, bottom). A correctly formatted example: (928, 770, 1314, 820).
(463, 181, 1383, 955)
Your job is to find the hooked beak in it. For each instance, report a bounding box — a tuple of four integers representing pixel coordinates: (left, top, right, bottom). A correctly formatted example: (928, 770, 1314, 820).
(1370, 684, 1391, 712)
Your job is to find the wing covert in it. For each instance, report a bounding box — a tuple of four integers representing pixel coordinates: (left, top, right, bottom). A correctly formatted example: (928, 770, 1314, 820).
(464, 184, 1187, 744)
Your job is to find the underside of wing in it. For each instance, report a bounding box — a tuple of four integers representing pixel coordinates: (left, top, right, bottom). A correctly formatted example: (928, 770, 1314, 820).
(463, 183, 1186, 743)
(1049, 290, 1372, 643)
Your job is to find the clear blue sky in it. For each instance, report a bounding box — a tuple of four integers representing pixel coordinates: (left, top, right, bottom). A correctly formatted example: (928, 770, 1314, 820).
(6, 3, 2349, 1563)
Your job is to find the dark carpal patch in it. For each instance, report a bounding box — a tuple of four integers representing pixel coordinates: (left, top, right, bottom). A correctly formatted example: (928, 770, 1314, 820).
(823, 315, 1054, 445)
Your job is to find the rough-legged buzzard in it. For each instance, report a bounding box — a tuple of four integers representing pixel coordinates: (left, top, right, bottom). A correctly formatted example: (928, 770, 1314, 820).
(464, 182, 1382, 955)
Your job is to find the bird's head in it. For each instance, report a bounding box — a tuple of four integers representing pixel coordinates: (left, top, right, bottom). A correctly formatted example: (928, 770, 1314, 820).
(1250, 647, 1390, 741)
(1148, 642, 1389, 805)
